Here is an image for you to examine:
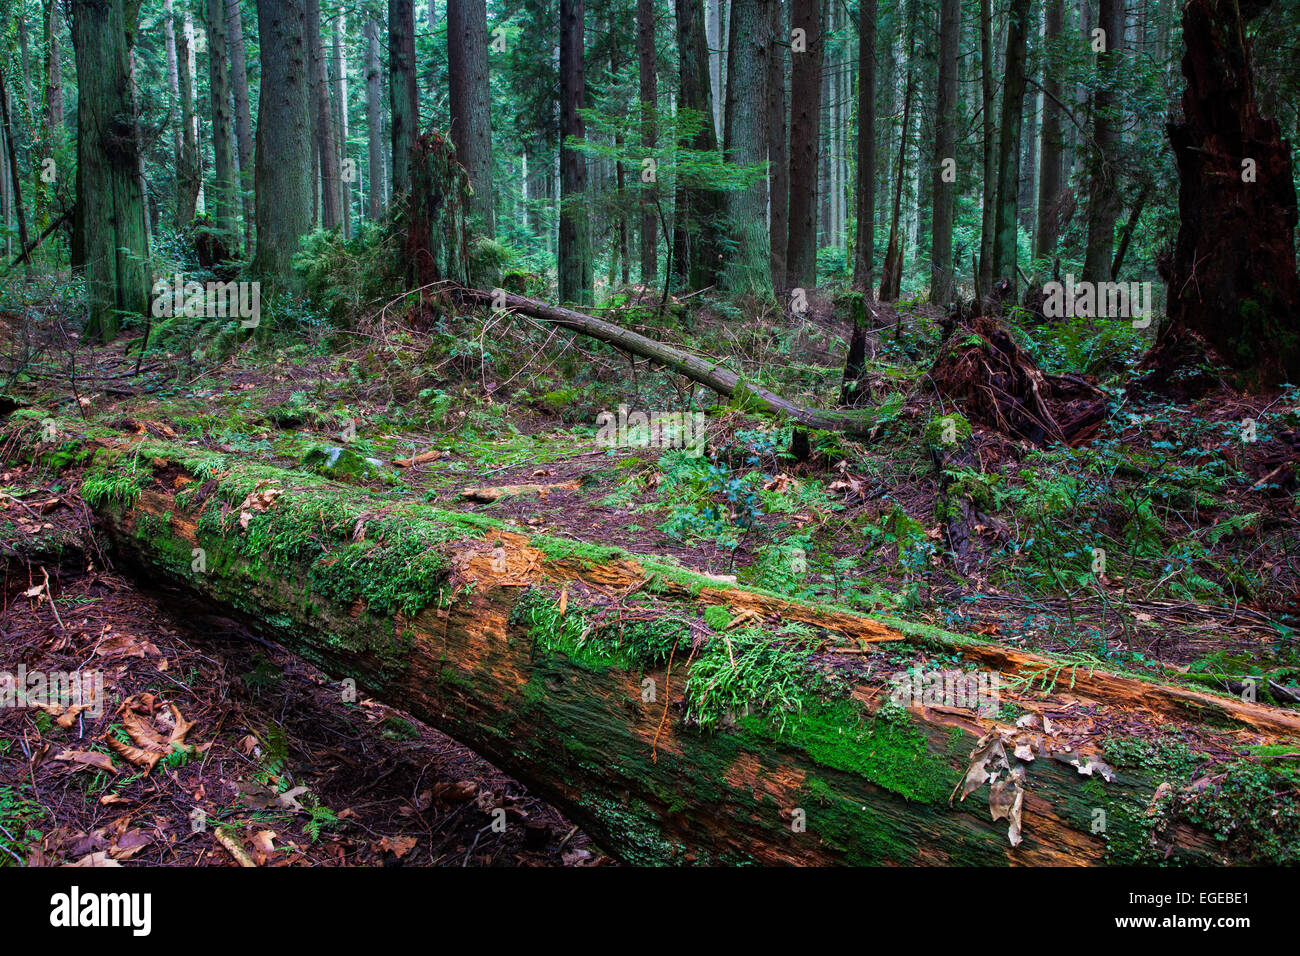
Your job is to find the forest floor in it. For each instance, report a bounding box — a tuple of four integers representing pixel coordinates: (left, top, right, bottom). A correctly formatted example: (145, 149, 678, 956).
(3, 277, 1300, 864)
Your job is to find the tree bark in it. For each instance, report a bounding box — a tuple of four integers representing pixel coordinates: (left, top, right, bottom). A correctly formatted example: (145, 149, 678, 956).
(69, 0, 150, 341)
(765, 0, 788, 290)
(177, 12, 203, 225)
(992, 0, 1030, 291)
(307, 0, 341, 229)
(721, 0, 772, 296)
(849, 0, 876, 293)
(1035, 0, 1064, 260)
(388, 0, 419, 197)
(333, 7, 352, 238)
(673, 0, 724, 293)
(84, 441, 1300, 865)
(251, 0, 314, 290)
(783, 0, 822, 290)
(977, 0, 996, 297)
(1082, 0, 1122, 284)
(636, 0, 658, 285)
(448, 0, 496, 237)
(365, 13, 385, 219)
(1145, 0, 1300, 389)
(206, 0, 239, 238)
(929, 0, 959, 303)
(227, 0, 257, 252)
(558, 0, 591, 304)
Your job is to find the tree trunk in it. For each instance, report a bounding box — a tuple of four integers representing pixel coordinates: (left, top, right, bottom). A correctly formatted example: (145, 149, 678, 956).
(227, 0, 256, 252)
(878, 20, 914, 305)
(251, 0, 314, 290)
(0, 72, 32, 277)
(849, 0, 876, 293)
(333, 8, 352, 238)
(992, 0, 1030, 291)
(45, 0, 64, 137)
(721, 0, 772, 296)
(206, 0, 239, 239)
(307, 0, 341, 229)
(558, 0, 592, 305)
(783, 0, 822, 289)
(70, 0, 150, 341)
(977, 0, 996, 297)
(84, 441, 1300, 865)
(673, 0, 724, 293)
(1034, 0, 1064, 260)
(1082, 0, 1122, 284)
(177, 13, 203, 225)
(765, 0, 788, 290)
(365, 13, 385, 219)
(448, 0, 496, 237)
(929, 0, 959, 303)
(636, 0, 658, 286)
(1145, 0, 1300, 389)
(388, 0, 419, 197)
(405, 130, 471, 291)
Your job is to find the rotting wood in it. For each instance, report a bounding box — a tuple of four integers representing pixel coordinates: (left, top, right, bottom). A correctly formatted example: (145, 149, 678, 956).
(78, 439, 1300, 865)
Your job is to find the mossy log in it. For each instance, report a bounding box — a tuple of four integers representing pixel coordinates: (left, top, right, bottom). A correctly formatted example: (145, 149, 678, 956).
(81, 439, 1300, 865)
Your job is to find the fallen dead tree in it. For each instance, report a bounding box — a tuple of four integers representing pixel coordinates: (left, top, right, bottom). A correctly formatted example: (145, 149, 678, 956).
(455, 287, 877, 437)
(64, 432, 1300, 865)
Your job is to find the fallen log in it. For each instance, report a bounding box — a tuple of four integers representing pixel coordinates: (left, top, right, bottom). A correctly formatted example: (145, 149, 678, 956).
(79, 437, 1300, 864)
(455, 287, 877, 437)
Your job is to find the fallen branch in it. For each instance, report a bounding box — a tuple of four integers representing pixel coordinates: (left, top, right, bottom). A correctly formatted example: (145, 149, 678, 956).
(456, 287, 876, 437)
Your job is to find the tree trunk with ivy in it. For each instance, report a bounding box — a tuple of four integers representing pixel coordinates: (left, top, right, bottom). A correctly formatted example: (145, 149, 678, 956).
(405, 131, 471, 292)
(77, 437, 1300, 866)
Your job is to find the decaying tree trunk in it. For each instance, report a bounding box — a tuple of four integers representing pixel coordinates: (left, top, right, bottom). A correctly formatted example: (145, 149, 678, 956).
(79, 438, 1300, 865)
(406, 132, 471, 295)
(1145, 0, 1300, 390)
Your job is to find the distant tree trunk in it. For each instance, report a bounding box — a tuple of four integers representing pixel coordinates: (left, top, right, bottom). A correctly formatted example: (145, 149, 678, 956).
(1146, 0, 1300, 388)
(673, 0, 724, 292)
(636, 0, 658, 285)
(448, 0, 496, 236)
(17, 15, 36, 125)
(227, 0, 256, 252)
(850, 0, 876, 293)
(1082, 0, 1122, 284)
(45, 0, 65, 136)
(251, 0, 314, 289)
(365, 13, 384, 219)
(176, 13, 202, 225)
(878, 30, 913, 304)
(930, 0, 959, 303)
(0, 72, 32, 275)
(784, 0, 822, 289)
(388, 0, 418, 197)
(977, 0, 996, 296)
(70, 0, 150, 341)
(163, 0, 185, 228)
(721, 0, 772, 295)
(1035, 0, 1064, 260)
(766, 0, 788, 290)
(206, 0, 239, 238)
(307, 0, 341, 228)
(992, 0, 1030, 290)
(333, 8, 352, 238)
(558, 0, 592, 304)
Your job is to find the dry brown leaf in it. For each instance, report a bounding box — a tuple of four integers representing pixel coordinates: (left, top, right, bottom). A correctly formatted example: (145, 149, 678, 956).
(53, 750, 117, 774)
(377, 835, 418, 859)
